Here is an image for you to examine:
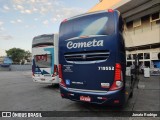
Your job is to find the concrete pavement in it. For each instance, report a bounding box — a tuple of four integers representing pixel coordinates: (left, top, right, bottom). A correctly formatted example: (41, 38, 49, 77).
(0, 71, 159, 119)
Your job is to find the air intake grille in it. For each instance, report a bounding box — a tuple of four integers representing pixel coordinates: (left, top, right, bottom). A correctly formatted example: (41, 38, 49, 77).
(64, 50, 110, 64)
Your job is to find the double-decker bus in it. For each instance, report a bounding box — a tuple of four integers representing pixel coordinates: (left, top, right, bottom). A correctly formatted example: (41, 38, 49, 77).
(58, 10, 138, 106)
(32, 34, 59, 84)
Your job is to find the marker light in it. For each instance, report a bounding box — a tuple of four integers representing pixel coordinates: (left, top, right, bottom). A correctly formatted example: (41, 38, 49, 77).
(62, 19, 68, 23)
(108, 9, 114, 13)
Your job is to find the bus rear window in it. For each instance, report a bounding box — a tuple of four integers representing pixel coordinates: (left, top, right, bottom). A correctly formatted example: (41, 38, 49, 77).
(60, 12, 115, 40)
(32, 35, 54, 48)
(34, 54, 52, 68)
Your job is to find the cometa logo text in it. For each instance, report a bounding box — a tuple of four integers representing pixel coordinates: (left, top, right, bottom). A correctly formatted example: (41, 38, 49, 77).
(67, 39, 104, 49)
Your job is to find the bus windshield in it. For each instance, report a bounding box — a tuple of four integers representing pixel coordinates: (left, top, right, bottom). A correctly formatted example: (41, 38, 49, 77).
(60, 12, 115, 40)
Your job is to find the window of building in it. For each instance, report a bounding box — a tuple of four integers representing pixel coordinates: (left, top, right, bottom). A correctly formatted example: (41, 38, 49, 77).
(132, 54, 137, 60)
(126, 21, 133, 29)
(133, 19, 141, 28)
(127, 62, 132, 67)
(150, 12, 160, 22)
(156, 19, 160, 24)
(141, 15, 150, 25)
(144, 53, 150, 59)
(142, 15, 150, 22)
(144, 61, 150, 68)
(127, 54, 132, 60)
(138, 53, 143, 60)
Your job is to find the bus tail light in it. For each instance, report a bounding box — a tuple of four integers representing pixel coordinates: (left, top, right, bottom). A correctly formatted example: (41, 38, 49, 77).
(114, 63, 121, 81)
(108, 9, 114, 13)
(52, 65, 58, 77)
(62, 19, 68, 23)
(58, 64, 66, 87)
(109, 63, 123, 91)
(61, 94, 65, 97)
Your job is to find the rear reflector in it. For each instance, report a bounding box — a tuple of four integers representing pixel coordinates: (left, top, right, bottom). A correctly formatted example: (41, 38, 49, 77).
(61, 94, 65, 97)
(114, 100, 120, 104)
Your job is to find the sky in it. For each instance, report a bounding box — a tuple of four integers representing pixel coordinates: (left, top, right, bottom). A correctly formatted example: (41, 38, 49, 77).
(0, 0, 98, 56)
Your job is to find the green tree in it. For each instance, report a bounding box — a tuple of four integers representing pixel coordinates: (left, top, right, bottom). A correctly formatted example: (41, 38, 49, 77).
(24, 50, 31, 61)
(6, 48, 26, 63)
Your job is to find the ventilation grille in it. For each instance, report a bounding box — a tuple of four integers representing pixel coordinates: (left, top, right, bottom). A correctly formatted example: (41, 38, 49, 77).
(64, 50, 110, 64)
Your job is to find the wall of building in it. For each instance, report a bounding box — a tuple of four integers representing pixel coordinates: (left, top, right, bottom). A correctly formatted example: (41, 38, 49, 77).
(10, 65, 31, 71)
(126, 12, 160, 47)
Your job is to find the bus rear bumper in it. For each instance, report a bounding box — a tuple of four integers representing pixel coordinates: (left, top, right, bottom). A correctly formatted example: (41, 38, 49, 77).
(60, 86, 125, 106)
(32, 77, 59, 84)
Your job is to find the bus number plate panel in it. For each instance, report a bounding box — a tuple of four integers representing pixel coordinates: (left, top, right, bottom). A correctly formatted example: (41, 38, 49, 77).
(80, 96, 91, 102)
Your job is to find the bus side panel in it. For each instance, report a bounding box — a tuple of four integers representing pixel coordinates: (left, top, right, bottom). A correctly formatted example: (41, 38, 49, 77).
(54, 34, 59, 83)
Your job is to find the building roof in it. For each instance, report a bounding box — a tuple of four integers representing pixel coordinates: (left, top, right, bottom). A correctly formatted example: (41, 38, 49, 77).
(88, 0, 160, 22)
(88, 0, 123, 13)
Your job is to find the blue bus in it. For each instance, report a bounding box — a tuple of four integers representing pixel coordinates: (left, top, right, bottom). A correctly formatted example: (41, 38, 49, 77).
(59, 10, 137, 106)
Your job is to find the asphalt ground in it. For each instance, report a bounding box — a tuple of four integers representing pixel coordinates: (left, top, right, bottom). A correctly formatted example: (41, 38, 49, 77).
(0, 71, 159, 120)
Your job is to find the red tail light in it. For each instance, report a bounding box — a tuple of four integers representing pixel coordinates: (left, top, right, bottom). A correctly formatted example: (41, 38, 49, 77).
(58, 64, 66, 87)
(109, 63, 123, 91)
(114, 63, 121, 81)
(62, 19, 67, 23)
(52, 65, 58, 77)
(108, 9, 114, 13)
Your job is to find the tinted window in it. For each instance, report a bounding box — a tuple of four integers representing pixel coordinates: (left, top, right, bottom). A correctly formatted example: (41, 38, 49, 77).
(127, 62, 132, 67)
(32, 35, 54, 47)
(60, 12, 115, 40)
(138, 53, 143, 60)
(34, 54, 52, 68)
(127, 54, 132, 60)
(132, 54, 137, 59)
(144, 61, 150, 67)
(144, 53, 150, 59)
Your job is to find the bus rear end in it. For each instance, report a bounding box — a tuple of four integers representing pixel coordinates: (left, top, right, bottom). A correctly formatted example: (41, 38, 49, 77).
(32, 34, 59, 84)
(59, 10, 125, 106)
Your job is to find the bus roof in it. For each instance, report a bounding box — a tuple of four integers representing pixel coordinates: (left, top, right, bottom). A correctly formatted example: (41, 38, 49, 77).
(32, 34, 54, 47)
(62, 9, 120, 22)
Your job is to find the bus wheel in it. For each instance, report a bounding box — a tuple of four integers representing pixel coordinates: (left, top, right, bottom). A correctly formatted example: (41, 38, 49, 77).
(129, 91, 133, 98)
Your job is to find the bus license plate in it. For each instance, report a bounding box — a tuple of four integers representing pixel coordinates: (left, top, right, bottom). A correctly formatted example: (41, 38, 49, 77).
(80, 96, 91, 102)
(41, 78, 45, 81)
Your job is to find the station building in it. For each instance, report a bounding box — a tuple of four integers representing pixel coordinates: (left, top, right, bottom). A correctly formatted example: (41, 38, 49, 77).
(89, 0, 160, 69)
